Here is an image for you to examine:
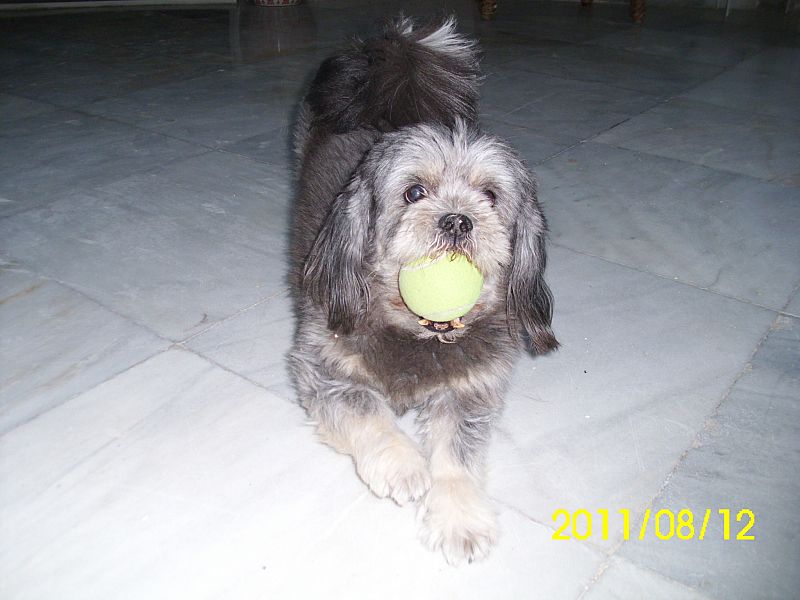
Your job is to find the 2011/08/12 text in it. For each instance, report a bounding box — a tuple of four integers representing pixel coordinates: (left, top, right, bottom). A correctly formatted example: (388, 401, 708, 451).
(552, 508, 755, 541)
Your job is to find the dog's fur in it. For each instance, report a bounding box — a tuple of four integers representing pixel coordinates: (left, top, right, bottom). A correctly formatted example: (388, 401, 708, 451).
(289, 17, 558, 564)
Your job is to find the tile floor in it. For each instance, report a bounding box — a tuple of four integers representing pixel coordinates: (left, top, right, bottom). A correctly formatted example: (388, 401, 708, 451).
(1, 1, 799, 598)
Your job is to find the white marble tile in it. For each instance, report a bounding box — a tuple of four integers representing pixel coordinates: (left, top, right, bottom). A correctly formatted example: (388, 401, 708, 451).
(584, 557, 711, 600)
(481, 70, 661, 144)
(674, 17, 800, 46)
(618, 315, 800, 599)
(0, 110, 203, 216)
(0, 10, 232, 67)
(728, 46, 800, 77)
(784, 288, 800, 318)
(501, 44, 724, 98)
(478, 38, 571, 71)
(589, 27, 761, 67)
(479, 68, 566, 116)
(0, 268, 167, 434)
(0, 349, 367, 600)
(83, 67, 306, 148)
(0, 93, 55, 125)
(487, 246, 776, 548)
(536, 142, 800, 311)
(0, 152, 291, 341)
(0, 31, 101, 71)
(595, 98, 800, 187)
(221, 125, 295, 169)
(681, 47, 800, 121)
(0, 53, 216, 108)
(487, 3, 631, 44)
(230, 19, 343, 76)
(0, 347, 603, 599)
(186, 290, 294, 399)
(61, 10, 233, 64)
(482, 118, 575, 166)
(272, 503, 603, 599)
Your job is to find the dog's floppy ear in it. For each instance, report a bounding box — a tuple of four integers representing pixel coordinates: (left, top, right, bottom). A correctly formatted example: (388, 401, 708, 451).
(302, 173, 372, 334)
(507, 175, 559, 354)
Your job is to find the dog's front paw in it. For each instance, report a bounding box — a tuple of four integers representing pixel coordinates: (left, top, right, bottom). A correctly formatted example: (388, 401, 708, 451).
(419, 477, 497, 565)
(355, 435, 431, 506)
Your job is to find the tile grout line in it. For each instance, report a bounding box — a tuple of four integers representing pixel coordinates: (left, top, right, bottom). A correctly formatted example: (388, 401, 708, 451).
(588, 104, 800, 188)
(0, 263, 176, 344)
(7, 88, 296, 169)
(27, 259, 289, 346)
(21, 100, 292, 171)
(214, 143, 297, 170)
(486, 67, 799, 193)
(577, 30, 763, 69)
(569, 45, 800, 183)
(176, 286, 291, 346)
(496, 53, 726, 102)
(1, 337, 295, 442)
(0, 132, 216, 224)
(0, 263, 179, 437)
(488, 61, 682, 168)
(577, 306, 783, 600)
(0, 262, 292, 432)
(783, 282, 800, 319)
(177, 342, 293, 402)
(0, 320, 292, 441)
(549, 241, 795, 317)
(493, 498, 617, 556)
(582, 134, 800, 189)
(531, 139, 589, 169)
(68, 104, 222, 150)
(491, 32, 800, 168)
(485, 80, 668, 142)
(2, 56, 256, 116)
(582, 553, 718, 600)
(494, 497, 715, 598)
(0, 128, 295, 225)
(464, 20, 732, 144)
(0, 346, 172, 439)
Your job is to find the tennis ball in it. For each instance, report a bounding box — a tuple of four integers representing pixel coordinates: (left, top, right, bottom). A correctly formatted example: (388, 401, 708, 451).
(398, 252, 484, 322)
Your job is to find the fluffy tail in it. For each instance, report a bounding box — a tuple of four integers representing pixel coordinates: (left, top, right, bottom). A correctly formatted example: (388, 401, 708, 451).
(305, 16, 480, 133)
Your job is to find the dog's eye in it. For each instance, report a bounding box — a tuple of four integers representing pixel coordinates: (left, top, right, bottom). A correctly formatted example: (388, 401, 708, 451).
(404, 184, 427, 204)
(483, 190, 497, 206)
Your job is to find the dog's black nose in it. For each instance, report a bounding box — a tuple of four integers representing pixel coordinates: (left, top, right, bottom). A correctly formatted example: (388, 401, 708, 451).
(438, 213, 473, 237)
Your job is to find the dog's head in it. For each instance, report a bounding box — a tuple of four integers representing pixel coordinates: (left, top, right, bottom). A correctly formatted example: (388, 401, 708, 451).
(302, 120, 558, 353)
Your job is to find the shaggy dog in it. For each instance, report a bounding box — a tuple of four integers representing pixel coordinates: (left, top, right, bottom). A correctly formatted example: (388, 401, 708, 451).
(289, 17, 557, 564)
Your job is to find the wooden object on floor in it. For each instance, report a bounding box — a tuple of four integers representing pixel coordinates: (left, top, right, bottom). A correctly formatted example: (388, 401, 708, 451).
(582, 0, 646, 23)
(480, 0, 498, 19)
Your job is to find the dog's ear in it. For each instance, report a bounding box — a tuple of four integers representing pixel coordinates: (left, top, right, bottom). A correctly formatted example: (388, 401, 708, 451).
(507, 174, 559, 354)
(302, 173, 372, 334)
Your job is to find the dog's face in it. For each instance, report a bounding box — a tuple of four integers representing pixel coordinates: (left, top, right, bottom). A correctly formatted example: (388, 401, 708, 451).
(303, 120, 557, 353)
(372, 123, 518, 278)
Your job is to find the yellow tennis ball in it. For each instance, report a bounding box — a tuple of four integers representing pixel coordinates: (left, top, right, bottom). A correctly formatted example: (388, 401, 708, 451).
(398, 252, 484, 322)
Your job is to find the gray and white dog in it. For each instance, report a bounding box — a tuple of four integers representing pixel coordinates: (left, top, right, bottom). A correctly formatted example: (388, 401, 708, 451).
(289, 17, 558, 564)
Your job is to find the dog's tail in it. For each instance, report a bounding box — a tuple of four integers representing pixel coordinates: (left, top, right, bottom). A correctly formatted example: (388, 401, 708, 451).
(305, 16, 480, 134)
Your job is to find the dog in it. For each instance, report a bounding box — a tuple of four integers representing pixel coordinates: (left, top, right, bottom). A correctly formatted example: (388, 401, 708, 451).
(288, 17, 558, 564)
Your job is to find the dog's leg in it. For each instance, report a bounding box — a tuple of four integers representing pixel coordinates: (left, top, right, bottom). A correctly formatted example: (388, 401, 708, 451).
(291, 351, 430, 505)
(417, 392, 500, 564)
(319, 405, 431, 506)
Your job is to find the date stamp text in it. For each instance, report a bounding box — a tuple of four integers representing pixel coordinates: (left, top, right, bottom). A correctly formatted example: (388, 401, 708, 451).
(552, 508, 756, 541)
